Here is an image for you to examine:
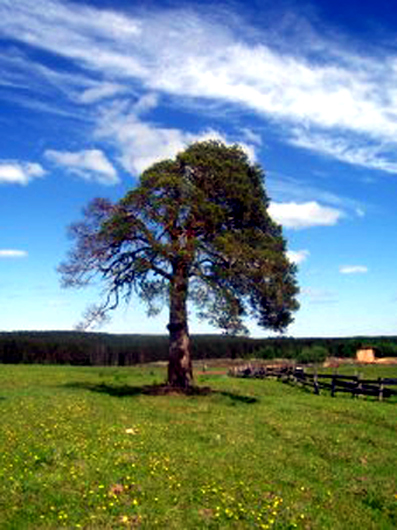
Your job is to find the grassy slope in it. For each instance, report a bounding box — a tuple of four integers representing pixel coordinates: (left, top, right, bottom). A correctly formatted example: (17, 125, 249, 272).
(0, 364, 396, 529)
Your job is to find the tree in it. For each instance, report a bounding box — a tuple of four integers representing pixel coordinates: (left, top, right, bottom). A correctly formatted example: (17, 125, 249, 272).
(59, 141, 299, 387)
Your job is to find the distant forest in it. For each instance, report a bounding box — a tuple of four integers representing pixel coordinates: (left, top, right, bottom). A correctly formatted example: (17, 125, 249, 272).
(1, 331, 397, 365)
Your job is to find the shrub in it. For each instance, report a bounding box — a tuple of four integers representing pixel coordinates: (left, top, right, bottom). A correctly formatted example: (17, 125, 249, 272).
(296, 345, 328, 364)
(256, 346, 276, 360)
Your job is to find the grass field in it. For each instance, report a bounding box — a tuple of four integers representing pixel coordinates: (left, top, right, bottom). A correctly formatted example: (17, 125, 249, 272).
(0, 363, 396, 529)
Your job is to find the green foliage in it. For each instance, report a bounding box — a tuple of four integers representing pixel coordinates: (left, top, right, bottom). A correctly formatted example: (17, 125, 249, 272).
(59, 140, 299, 334)
(256, 345, 277, 360)
(296, 345, 328, 364)
(377, 341, 397, 358)
(2, 332, 397, 366)
(0, 364, 397, 529)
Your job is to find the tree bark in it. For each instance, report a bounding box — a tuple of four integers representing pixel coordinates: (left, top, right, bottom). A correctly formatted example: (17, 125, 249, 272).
(167, 261, 193, 388)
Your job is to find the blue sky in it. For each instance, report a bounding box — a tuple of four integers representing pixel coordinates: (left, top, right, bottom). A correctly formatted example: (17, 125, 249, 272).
(1, 0, 397, 337)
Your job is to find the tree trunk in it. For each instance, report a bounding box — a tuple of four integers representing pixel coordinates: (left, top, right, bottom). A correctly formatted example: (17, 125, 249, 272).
(167, 262, 193, 388)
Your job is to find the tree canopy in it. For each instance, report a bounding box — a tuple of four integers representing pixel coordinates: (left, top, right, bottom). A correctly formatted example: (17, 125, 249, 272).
(59, 140, 299, 386)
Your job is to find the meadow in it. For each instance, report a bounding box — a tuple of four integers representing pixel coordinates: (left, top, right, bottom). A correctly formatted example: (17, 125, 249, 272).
(0, 362, 396, 529)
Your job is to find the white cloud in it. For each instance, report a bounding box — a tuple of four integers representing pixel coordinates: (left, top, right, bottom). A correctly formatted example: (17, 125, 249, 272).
(240, 128, 262, 146)
(0, 249, 28, 258)
(0, 161, 45, 185)
(78, 83, 128, 104)
(45, 149, 119, 185)
(287, 249, 310, 265)
(133, 93, 159, 116)
(355, 207, 365, 217)
(267, 173, 365, 215)
(289, 129, 397, 174)
(95, 99, 256, 175)
(2, 1, 397, 173)
(301, 287, 338, 304)
(269, 201, 343, 229)
(339, 265, 368, 274)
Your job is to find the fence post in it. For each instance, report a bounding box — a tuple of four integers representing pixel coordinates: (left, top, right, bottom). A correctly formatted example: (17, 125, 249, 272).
(353, 374, 362, 399)
(314, 367, 319, 395)
(331, 375, 336, 397)
(378, 377, 384, 402)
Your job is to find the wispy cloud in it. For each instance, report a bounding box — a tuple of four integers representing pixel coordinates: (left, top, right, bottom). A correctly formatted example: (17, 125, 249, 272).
(0, 249, 28, 258)
(289, 129, 397, 174)
(45, 149, 119, 185)
(0, 49, 94, 118)
(1, 1, 397, 173)
(240, 128, 262, 146)
(78, 83, 128, 104)
(269, 201, 343, 229)
(301, 287, 338, 305)
(339, 265, 368, 274)
(0, 161, 45, 185)
(287, 249, 310, 265)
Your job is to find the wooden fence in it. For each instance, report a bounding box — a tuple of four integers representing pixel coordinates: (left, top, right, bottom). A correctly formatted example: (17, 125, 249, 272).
(229, 365, 397, 401)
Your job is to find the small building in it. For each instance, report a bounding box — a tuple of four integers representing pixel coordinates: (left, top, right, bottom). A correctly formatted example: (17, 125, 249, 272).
(356, 346, 377, 363)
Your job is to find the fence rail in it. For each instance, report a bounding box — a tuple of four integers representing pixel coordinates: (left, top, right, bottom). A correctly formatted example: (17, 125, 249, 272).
(229, 365, 397, 401)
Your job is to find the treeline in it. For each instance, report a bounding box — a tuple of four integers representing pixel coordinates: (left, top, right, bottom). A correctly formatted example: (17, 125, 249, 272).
(1, 332, 397, 366)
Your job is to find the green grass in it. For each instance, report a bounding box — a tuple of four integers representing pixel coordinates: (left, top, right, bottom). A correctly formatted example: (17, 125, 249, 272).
(0, 363, 396, 529)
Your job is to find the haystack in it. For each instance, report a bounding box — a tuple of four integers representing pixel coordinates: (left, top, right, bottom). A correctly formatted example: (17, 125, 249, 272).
(356, 347, 376, 363)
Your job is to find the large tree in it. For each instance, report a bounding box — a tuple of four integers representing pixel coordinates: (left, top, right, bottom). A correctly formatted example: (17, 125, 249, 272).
(59, 141, 299, 387)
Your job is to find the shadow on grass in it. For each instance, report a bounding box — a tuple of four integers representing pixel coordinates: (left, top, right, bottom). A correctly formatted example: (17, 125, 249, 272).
(63, 382, 258, 404)
(216, 390, 258, 404)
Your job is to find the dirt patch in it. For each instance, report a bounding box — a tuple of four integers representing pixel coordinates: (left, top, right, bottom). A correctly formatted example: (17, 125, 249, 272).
(324, 357, 397, 367)
(192, 356, 397, 375)
(374, 357, 397, 365)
